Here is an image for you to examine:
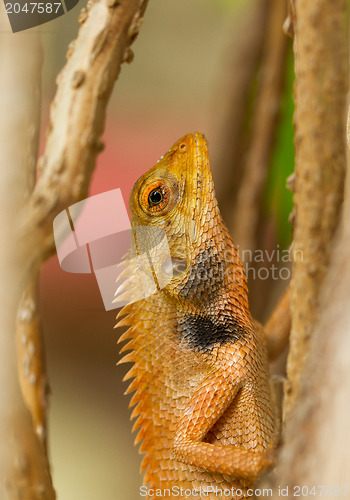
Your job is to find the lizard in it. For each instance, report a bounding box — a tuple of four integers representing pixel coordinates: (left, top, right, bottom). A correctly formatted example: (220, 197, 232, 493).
(116, 132, 288, 499)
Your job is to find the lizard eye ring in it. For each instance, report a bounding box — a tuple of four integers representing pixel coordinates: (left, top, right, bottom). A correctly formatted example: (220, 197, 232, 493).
(140, 180, 172, 214)
(136, 173, 180, 217)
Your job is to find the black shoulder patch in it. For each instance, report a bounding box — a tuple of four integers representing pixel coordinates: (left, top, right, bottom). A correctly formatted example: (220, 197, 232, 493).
(177, 313, 247, 353)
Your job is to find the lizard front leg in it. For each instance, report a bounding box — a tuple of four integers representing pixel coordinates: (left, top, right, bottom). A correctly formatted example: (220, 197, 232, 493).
(172, 370, 274, 482)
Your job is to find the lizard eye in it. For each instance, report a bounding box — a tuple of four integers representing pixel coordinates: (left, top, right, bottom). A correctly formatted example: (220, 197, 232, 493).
(148, 188, 163, 206)
(140, 181, 171, 213)
(136, 174, 179, 216)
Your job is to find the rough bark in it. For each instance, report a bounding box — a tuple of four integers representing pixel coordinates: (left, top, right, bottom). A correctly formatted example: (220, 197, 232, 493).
(272, 205, 350, 491)
(270, 97, 350, 488)
(284, 0, 347, 419)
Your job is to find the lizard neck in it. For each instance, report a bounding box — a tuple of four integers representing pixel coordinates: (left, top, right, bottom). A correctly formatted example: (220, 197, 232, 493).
(179, 192, 250, 314)
(164, 200, 253, 354)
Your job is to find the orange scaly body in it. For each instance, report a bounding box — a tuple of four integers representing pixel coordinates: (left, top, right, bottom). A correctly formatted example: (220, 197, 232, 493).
(116, 133, 277, 499)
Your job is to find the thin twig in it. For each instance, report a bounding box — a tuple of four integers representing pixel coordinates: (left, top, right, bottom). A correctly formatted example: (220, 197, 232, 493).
(232, 0, 288, 253)
(212, 0, 269, 221)
(264, 286, 292, 361)
(16, 281, 50, 451)
(13, 30, 49, 452)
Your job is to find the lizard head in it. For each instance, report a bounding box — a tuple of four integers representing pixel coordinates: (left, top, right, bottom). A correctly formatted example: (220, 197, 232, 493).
(129, 132, 246, 306)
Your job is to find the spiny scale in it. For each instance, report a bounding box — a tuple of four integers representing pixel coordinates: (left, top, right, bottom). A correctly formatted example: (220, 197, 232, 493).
(116, 133, 276, 499)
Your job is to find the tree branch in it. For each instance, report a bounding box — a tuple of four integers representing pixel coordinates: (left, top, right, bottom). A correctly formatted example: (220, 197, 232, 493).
(232, 0, 288, 252)
(12, 29, 49, 452)
(212, 0, 269, 221)
(284, 0, 347, 419)
(18, 0, 149, 282)
(16, 280, 50, 451)
(0, 10, 55, 499)
(270, 97, 350, 488)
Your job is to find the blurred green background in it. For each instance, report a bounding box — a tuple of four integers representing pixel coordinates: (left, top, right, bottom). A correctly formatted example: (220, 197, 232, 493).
(38, 1, 294, 499)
